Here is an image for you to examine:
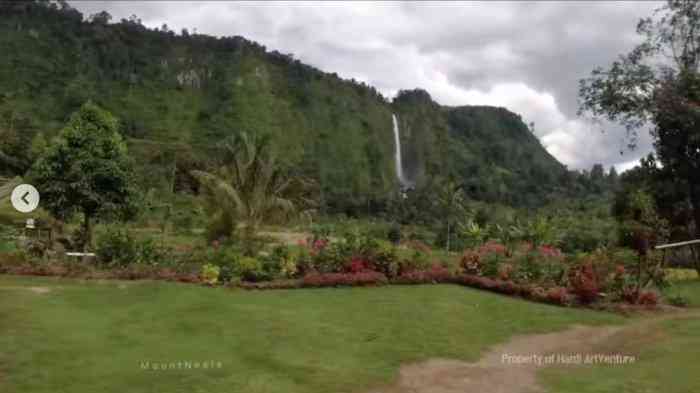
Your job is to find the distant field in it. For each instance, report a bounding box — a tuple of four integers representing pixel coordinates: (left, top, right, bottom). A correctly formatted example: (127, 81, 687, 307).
(0, 276, 621, 393)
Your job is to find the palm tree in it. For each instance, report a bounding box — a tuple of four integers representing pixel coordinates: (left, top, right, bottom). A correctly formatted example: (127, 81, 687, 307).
(191, 132, 315, 241)
(0, 177, 22, 200)
(434, 177, 467, 253)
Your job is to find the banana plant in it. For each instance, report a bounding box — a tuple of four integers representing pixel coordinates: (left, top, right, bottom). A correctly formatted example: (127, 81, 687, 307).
(491, 222, 524, 256)
(459, 219, 489, 248)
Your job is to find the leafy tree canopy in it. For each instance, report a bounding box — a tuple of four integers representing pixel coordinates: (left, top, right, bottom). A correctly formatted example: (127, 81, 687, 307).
(580, 0, 700, 238)
(28, 102, 139, 247)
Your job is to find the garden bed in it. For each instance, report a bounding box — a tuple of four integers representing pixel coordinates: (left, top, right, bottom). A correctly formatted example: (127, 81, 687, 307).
(0, 260, 662, 311)
(0, 230, 674, 310)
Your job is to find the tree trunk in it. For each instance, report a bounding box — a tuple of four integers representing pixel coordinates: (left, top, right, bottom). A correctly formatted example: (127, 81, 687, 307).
(690, 243, 700, 276)
(446, 222, 451, 253)
(636, 254, 644, 296)
(692, 187, 700, 238)
(83, 213, 92, 252)
(689, 183, 700, 274)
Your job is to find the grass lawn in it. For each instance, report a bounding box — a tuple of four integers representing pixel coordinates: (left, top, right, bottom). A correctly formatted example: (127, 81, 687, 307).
(665, 279, 700, 307)
(540, 313, 700, 393)
(0, 275, 621, 393)
(541, 280, 700, 393)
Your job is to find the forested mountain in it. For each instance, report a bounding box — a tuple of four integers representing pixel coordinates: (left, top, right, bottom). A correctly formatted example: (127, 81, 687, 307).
(0, 1, 604, 213)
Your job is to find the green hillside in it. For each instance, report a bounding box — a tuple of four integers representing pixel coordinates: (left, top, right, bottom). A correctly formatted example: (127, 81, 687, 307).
(0, 1, 576, 212)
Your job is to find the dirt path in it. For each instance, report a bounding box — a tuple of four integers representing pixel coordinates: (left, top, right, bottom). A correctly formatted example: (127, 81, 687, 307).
(367, 310, 698, 393)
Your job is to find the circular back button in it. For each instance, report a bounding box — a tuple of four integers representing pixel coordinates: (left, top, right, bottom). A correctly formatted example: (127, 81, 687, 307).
(10, 184, 40, 213)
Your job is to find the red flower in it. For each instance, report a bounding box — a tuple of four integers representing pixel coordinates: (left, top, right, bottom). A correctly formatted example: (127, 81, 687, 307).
(538, 245, 563, 258)
(302, 272, 388, 287)
(615, 264, 626, 276)
(346, 257, 369, 273)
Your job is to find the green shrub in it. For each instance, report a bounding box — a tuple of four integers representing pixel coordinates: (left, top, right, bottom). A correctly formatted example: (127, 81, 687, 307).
(539, 260, 567, 286)
(0, 224, 18, 252)
(0, 240, 15, 253)
(480, 252, 506, 278)
(172, 210, 196, 234)
(366, 223, 390, 240)
(303, 229, 384, 274)
(387, 224, 401, 245)
(560, 225, 613, 253)
(404, 226, 432, 243)
(137, 237, 170, 265)
(371, 243, 400, 278)
(521, 217, 559, 247)
(206, 245, 279, 282)
(667, 294, 690, 307)
(200, 263, 220, 285)
(460, 220, 489, 249)
(312, 251, 344, 274)
(336, 229, 380, 257)
(235, 256, 266, 282)
(310, 223, 332, 243)
(96, 228, 139, 266)
(0, 250, 29, 271)
(96, 228, 170, 267)
(207, 247, 242, 283)
(510, 253, 533, 282)
(204, 213, 235, 243)
(294, 245, 314, 275)
(400, 250, 431, 273)
(666, 268, 699, 282)
(264, 245, 298, 278)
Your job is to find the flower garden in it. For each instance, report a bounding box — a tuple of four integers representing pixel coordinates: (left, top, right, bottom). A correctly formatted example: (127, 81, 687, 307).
(0, 223, 668, 309)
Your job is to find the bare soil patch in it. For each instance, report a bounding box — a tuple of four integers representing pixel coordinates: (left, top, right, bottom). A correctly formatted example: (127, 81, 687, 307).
(367, 325, 621, 393)
(258, 230, 309, 246)
(27, 286, 51, 294)
(0, 286, 52, 294)
(367, 308, 700, 393)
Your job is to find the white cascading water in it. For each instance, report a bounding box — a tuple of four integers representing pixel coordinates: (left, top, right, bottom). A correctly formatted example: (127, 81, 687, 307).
(392, 114, 409, 188)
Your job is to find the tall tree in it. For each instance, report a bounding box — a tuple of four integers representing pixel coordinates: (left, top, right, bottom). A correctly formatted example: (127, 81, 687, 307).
(434, 177, 467, 253)
(608, 166, 619, 185)
(28, 102, 139, 250)
(579, 0, 700, 239)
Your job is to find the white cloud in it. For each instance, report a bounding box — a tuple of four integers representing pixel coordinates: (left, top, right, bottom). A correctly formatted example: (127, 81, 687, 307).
(615, 159, 641, 173)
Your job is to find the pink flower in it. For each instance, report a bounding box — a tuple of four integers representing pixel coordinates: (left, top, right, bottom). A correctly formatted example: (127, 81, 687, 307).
(478, 242, 507, 256)
(538, 245, 563, 258)
(312, 239, 328, 252)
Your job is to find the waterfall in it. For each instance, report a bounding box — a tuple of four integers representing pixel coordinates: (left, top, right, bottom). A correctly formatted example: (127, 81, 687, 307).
(392, 114, 409, 188)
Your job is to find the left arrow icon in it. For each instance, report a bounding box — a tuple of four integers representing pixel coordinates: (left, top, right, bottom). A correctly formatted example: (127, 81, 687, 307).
(11, 184, 40, 213)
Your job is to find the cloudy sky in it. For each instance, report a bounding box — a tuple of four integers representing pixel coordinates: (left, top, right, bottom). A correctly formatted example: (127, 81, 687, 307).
(74, 1, 663, 171)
